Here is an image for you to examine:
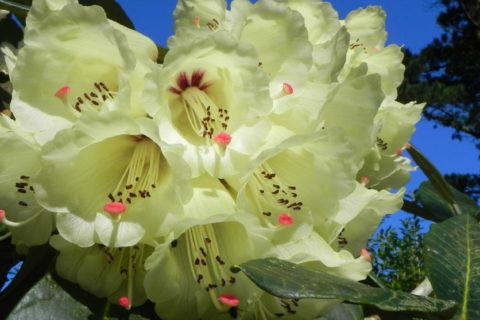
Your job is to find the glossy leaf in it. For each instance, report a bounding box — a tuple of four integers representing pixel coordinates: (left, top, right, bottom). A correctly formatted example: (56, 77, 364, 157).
(317, 303, 363, 320)
(51, 270, 160, 319)
(5, 269, 157, 319)
(7, 274, 91, 320)
(157, 46, 168, 63)
(402, 199, 443, 223)
(0, 0, 29, 20)
(425, 214, 480, 320)
(415, 181, 480, 222)
(0, 224, 8, 237)
(0, 244, 55, 319)
(236, 258, 456, 319)
(407, 144, 461, 215)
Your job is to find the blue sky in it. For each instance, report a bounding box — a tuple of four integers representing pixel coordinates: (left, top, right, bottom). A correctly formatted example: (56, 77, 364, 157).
(118, 0, 443, 53)
(117, 0, 479, 231)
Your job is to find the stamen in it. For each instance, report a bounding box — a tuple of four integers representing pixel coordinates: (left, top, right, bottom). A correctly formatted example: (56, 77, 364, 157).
(193, 16, 200, 27)
(213, 132, 231, 146)
(361, 248, 371, 262)
(105, 138, 163, 213)
(376, 137, 388, 150)
(1, 109, 12, 117)
(54, 86, 71, 101)
(0, 231, 11, 241)
(103, 202, 126, 216)
(248, 163, 302, 226)
(169, 71, 230, 144)
(68, 82, 115, 113)
(0, 209, 45, 228)
(337, 228, 348, 247)
(278, 213, 294, 226)
(360, 176, 370, 186)
(109, 246, 145, 310)
(118, 296, 131, 310)
(184, 224, 238, 311)
(207, 19, 219, 31)
(126, 247, 134, 310)
(282, 83, 294, 95)
(218, 294, 240, 307)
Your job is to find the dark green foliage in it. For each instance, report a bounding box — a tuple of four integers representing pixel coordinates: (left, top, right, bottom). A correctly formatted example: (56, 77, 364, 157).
(425, 213, 480, 319)
(236, 258, 456, 319)
(398, 0, 480, 147)
(0, 244, 56, 319)
(414, 181, 480, 222)
(368, 217, 426, 292)
(0, 13, 22, 111)
(444, 173, 480, 201)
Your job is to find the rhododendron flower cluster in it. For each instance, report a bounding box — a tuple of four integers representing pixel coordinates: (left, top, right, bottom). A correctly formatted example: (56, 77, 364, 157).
(0, 0, 423, 318)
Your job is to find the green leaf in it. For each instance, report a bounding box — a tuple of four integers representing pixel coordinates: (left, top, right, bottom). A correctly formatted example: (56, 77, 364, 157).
(51, 270, 160, 319)
(0, 13, 24, 46)
(238, 258, 455, 319)
(157, 46, 168, 64)
(402, 199, 442, 222)
(367, 272, 388, 289)
(425, 214, 480, 320)
(317, 303, 363, 320)
(5, 269, 158, 319)
(0, 224, 8, 237)
(236, 258, 456, 319)
(7, 274, 92, 320)
(407, 145, 461, 215)
(0, 0, 29, 20)
(415, 181, 480, 222)
(0, 244, 56, 319)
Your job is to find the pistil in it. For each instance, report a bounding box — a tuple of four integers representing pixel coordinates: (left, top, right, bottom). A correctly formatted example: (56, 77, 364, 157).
(169, 70, 231, 145)
(248, 163, 302, 227)
(184, 224, 238, 310)
(104, 138, 164, 217)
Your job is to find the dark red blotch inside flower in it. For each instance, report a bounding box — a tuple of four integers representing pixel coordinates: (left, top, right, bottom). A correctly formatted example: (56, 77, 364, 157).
(169, 70, 210, 95)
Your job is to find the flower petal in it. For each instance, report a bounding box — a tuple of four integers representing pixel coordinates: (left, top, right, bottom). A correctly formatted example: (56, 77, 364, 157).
(238, 0, 312, 79)
(145, 31, 273, 177)
(332, 183, 404, 254)
(145, 221, 265, 318)
(11, 0, 141, 142)
(0, 116, 53, 247)
(35, 111, 185, 247)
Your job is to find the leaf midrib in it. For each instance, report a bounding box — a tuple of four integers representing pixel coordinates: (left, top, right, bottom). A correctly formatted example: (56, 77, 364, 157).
(461, 216, 472, 320)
